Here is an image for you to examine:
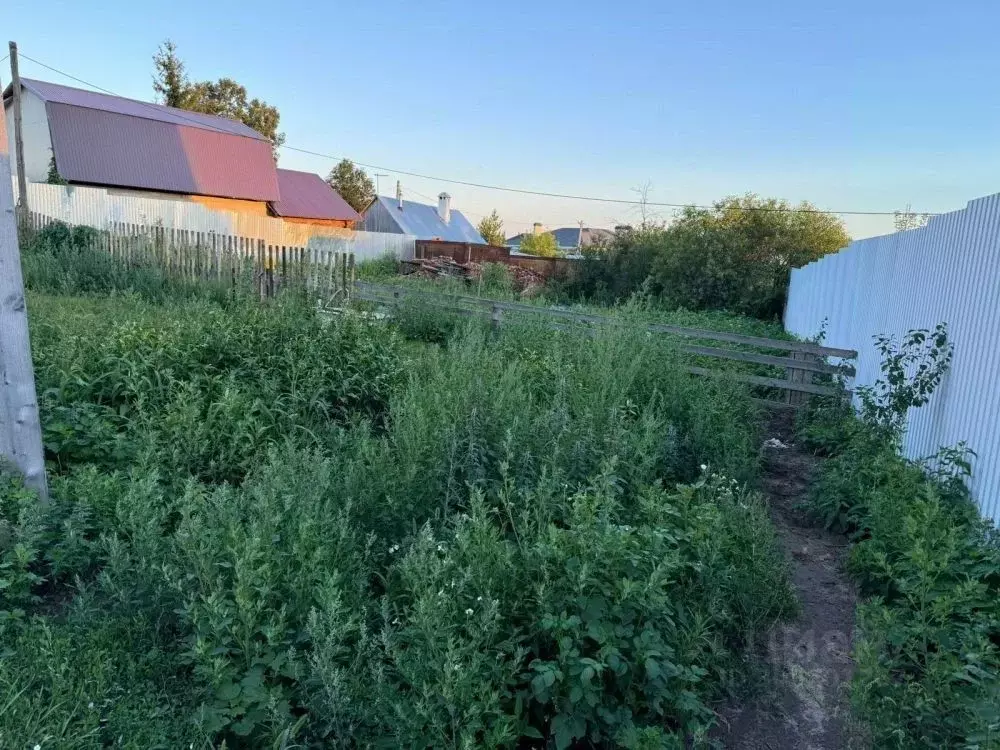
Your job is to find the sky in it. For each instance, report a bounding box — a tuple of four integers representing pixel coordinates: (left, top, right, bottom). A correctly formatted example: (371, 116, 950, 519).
(7, 0, 1000, 239)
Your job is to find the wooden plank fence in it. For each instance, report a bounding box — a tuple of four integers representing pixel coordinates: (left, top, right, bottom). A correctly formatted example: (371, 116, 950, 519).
(21, 212, 355, 306)
(355, 281, 857, 408)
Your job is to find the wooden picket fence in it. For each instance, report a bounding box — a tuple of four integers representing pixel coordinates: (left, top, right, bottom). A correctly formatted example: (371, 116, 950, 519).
(22, 212, 355, 305)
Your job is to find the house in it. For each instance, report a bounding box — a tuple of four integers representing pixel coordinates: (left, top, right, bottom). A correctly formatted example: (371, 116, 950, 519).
(269, 169, 360, 228)
(2, 78, 358, 227)
(507, 223, 613, 254)
(362, 190, 485, 243)
(3, 77, 279, 214)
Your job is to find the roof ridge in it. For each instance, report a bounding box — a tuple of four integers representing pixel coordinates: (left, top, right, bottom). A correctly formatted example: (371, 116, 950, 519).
(19, 77, 267, 142)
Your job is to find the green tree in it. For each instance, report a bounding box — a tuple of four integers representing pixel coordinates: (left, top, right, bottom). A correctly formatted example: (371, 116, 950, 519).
(477, 210, 505, 246)
(326, 159, 375, 213)
(152, 41, 285, 154)
(565, 194, 849, 318)
(650, 195, 849, 318)
(519, 231, 559, 257)
(152, 40, 188, 108)
(46, 154, 67, 185)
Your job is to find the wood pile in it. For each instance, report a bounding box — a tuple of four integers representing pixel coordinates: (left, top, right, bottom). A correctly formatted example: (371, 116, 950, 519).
(402, 257, 547, 293)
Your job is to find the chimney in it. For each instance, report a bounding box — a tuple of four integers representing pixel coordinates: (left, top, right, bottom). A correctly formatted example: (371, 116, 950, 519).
(532, 222, 544, 234)
(437, 193, 451, 224)
(396, 181, 403, 210)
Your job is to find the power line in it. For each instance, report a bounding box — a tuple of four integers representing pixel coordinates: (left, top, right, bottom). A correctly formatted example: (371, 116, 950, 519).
(16, 50, 936, 219)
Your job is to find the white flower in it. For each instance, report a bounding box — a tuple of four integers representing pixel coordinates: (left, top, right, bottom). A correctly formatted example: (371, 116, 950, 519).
(34, 745, 42, 750)
(476, 596, 483, 602)
(465, 608, 474, 616)
(700, 464, 707, 471)
(388, 543, 400, 554)
(436, 543, 445, 552)
(88, 701, 95, 709)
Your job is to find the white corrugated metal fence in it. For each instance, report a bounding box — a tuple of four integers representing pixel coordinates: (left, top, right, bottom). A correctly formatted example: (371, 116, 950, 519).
(785, 192, 1000, 522)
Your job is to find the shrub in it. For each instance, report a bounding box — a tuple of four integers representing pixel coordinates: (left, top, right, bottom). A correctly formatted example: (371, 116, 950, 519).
(356, 253, 399, 280)
(478, 262, 515, 297)
(561, 195, 849, 319)
(392, 295, 464, 344)
(801, 323, 1000, 748)
(21, 221, 231, 304)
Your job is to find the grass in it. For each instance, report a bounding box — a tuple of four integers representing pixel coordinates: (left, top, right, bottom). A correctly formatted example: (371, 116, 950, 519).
(358, 265, 790, 340)
(0, 229, 800, 748)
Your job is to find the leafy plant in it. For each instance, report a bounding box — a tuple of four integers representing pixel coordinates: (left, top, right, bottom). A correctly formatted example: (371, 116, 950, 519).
(857, 323, 953, 445)
(8, 249, 793, 746)
(801, 322, 999, 749)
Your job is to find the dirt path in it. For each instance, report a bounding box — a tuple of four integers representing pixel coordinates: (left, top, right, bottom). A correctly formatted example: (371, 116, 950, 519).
(714, 418, 862, 750)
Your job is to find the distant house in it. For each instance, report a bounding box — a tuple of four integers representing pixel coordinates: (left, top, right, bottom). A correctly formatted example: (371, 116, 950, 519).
(1, 78, 357, 227)
(269, 169, 360, 228)
(507, 223, 613, 254)
(362, 191, 485, 243)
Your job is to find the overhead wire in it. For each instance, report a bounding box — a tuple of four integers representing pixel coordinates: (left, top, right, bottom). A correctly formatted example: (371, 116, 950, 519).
(15, 50, 938, 218)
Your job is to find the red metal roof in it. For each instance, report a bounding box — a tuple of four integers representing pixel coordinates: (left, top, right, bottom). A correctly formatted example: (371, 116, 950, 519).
(13, 78, 279, 201)
(269, 169, 361, 221)
(20, 78, 266, 140)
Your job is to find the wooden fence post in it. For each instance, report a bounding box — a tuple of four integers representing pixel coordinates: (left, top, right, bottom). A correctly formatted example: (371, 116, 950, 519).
(0, 89, 48, 501)
(785, 351, 816, 406)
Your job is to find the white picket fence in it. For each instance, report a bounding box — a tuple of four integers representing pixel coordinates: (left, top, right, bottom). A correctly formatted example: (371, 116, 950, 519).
(14, 179, 415, 261)
(785, 192, 1000, 523)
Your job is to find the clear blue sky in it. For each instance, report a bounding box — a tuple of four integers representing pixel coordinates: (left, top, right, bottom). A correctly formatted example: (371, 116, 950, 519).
(8, 0, 1000, 238)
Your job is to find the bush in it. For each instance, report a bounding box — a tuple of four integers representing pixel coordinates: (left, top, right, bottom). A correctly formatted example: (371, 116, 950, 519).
(562, 195, 850, 319)
(392, 295, 465, 344)
(356, 253, 399, 280)
(801, 324, 1000, 748)
(22, 221, 231, 304)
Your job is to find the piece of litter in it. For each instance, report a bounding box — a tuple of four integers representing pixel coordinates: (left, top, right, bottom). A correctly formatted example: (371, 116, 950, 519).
(763, 438, 789, 450)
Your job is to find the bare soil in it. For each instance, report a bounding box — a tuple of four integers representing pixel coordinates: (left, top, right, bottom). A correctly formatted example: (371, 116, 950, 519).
(713, 416, 864, 750)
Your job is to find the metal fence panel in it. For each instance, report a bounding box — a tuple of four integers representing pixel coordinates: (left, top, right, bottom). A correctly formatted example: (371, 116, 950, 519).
(785, 193, 1000, 522)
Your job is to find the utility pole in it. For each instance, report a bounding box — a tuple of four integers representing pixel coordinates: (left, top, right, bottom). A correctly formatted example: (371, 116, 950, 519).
(0, 78, 48, 501)
(8, 42, 29, 220)
(373, 172, 388, 197)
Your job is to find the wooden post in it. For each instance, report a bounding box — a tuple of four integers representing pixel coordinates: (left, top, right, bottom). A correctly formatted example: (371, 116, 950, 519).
(348, 253, 355, 302)
(785, 351, 816, 406)
(8, 42, 28, 223)
(0, 86, 48, 500)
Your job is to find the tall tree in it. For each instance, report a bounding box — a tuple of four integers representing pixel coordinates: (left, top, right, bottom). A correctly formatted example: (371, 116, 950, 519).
(477, 210, 505, 246)
(894, 204, 930, 232)
(152, 40, 188, 108)
(152, 41, 285, 155)
(326, 159, 375, 213)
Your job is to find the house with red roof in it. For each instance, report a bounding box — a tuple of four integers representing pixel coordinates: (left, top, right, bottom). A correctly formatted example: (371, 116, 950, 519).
(2, 78, 359, 228)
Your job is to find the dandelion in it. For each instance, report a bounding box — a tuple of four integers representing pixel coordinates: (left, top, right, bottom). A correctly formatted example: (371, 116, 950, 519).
(465, 608, 474, 616)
